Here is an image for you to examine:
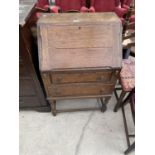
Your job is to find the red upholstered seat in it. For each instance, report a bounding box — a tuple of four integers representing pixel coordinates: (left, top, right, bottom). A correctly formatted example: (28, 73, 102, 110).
(120, 59, 135, 91)
(35, 0, 59, 13)
(31, 0, 88, 25)
(120, 0, 133, 9)
(129, 14, 135, 29)
(33, 0, 50, 21)
(89, 0, 128, 22)
(35, 0, 49, 11)
(130, 14, 135, 23)
(28, 0, 51, 26)
(51, 0, 88, 13)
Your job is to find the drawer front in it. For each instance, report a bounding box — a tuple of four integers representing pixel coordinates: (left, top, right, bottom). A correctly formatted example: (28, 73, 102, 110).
(19, 79, 36, 96)
(51, 70, 113, 84)
(48, 83, 115, 97)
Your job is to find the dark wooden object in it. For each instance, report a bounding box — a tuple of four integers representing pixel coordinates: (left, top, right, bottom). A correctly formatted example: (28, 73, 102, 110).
(121, 89, 135, 154)
(38, 13, 122, 116)
(19, 2, 47, 109)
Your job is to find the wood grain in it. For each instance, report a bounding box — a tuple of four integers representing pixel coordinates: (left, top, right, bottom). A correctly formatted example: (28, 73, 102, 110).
(48, 83, 115, 97)
(51, 70, 112, 84)
(38, 13, 122, 71)
(38, 13, 122, 114)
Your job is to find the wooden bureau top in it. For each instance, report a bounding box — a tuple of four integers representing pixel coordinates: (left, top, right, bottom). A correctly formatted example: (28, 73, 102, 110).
(38, 12, 121, 26)
(38, 13, 122, 71)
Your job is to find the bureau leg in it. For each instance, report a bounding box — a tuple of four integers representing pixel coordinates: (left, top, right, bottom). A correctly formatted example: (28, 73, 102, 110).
(100, 97, 110, 112)
(50, 100, 57, 116)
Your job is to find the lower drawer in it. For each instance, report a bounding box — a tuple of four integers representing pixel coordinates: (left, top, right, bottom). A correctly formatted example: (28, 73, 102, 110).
(48, 83, 115, 97)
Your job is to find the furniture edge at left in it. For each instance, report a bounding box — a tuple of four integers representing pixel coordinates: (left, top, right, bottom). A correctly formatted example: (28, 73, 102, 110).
(19, 2, 49, 110)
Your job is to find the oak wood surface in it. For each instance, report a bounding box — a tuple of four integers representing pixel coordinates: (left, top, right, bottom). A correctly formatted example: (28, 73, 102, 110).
(48, 83, 115, 97)
(42, 69, 119, 99)
(51, 70, 113, 84)
(38, 13, 122, 114)
(38, 13, 122, 71)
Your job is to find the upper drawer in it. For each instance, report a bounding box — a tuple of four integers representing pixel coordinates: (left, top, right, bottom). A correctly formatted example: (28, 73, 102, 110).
(48, 82, 115, 97)
(51, 70, 113, 84)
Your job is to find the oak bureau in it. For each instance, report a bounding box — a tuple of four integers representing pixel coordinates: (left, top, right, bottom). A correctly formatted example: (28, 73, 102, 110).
(37, 13, 122, 116)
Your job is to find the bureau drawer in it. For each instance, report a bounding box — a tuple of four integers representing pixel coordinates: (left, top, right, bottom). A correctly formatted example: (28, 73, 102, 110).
(51, 70, 113, 84)
(48, 83, 115, 97)
(19, 79, 36, 96)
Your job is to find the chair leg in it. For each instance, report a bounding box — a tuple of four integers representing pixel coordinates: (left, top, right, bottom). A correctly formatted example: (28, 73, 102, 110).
(114, 90, 126, 112)
(124, 142, 135, 154)
(130, 99, 135, 124)
(123, 92, 131, 106)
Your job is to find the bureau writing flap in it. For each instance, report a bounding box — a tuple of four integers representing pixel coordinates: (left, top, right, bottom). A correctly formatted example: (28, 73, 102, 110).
(38, 13, 122, 71)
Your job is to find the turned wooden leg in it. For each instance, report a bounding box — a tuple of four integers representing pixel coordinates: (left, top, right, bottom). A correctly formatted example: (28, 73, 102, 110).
(100, 97, 110, 113)
(50, 100, 57, 116)
(114, 91, 126, 112)
(100, 98, 106, 112)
